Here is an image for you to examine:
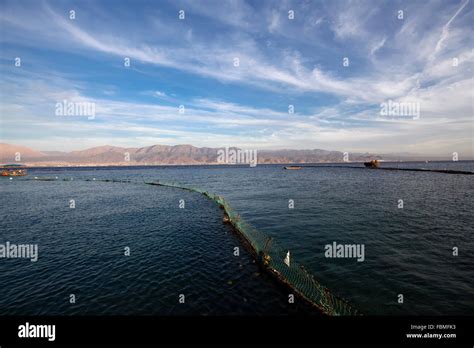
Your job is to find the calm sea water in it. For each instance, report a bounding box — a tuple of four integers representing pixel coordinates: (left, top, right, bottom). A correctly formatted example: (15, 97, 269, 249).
(1, 161, 473, 315)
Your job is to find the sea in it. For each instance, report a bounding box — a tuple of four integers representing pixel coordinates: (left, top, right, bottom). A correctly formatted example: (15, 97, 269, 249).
(1, 161, 473, 315)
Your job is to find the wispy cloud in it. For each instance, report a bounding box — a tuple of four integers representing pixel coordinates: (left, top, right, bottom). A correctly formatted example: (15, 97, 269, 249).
(370, 36, 386, 56)
(432, 0, 471, 60)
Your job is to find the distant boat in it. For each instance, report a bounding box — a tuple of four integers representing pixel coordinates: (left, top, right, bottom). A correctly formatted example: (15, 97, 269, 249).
(1, 164, 27, 177)
(364, 160, 379, 168)
(284, 166, 302, 170)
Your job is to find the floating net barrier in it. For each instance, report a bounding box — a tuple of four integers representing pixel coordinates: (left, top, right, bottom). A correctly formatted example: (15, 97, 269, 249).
(144, 179, 361, 316)
(22, 176, 361, 315)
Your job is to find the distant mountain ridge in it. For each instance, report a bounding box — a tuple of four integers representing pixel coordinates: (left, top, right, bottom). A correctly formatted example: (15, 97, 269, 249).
(0, 143, 47, 161)
(0, 142, 383, 166)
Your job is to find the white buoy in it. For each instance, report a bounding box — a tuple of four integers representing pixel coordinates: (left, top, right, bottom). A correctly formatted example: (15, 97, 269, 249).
(55, 176, 58, 179)
(34, 177, 38, 179)
(9, 177, 13, 180)
(284, 251, 291, 267)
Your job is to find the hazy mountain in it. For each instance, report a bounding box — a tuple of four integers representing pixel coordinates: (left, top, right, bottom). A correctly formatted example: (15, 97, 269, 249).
(258, 149, 376, 163)
(1, 142, 386, 166)
(0, 143, 47, 162)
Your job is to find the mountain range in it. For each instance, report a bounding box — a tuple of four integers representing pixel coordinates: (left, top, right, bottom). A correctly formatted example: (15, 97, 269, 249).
(3, 142, 461, 166)
(0, 143, 386, 166)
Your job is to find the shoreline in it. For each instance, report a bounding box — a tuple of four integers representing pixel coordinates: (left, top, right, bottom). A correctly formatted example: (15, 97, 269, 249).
(6, 159, 474, 169)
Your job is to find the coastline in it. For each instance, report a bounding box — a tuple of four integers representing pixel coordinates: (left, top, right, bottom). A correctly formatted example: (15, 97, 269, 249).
(10, 159, 474, 169)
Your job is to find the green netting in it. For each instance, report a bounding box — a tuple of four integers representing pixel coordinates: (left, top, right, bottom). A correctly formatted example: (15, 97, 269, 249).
(146, 180, 360, 316)
(27, 177, 360, 315)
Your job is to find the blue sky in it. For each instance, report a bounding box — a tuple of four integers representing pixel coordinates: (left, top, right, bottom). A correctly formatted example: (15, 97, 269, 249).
(0, 0, 472, 156)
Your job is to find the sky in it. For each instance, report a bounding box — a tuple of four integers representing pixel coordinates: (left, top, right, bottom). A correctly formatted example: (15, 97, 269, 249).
(0, 0, 473, 156)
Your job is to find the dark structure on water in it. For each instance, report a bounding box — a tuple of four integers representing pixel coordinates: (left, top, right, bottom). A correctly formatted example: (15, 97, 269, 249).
(364, 160, 380, 168)
(1, 164, 27, 177)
